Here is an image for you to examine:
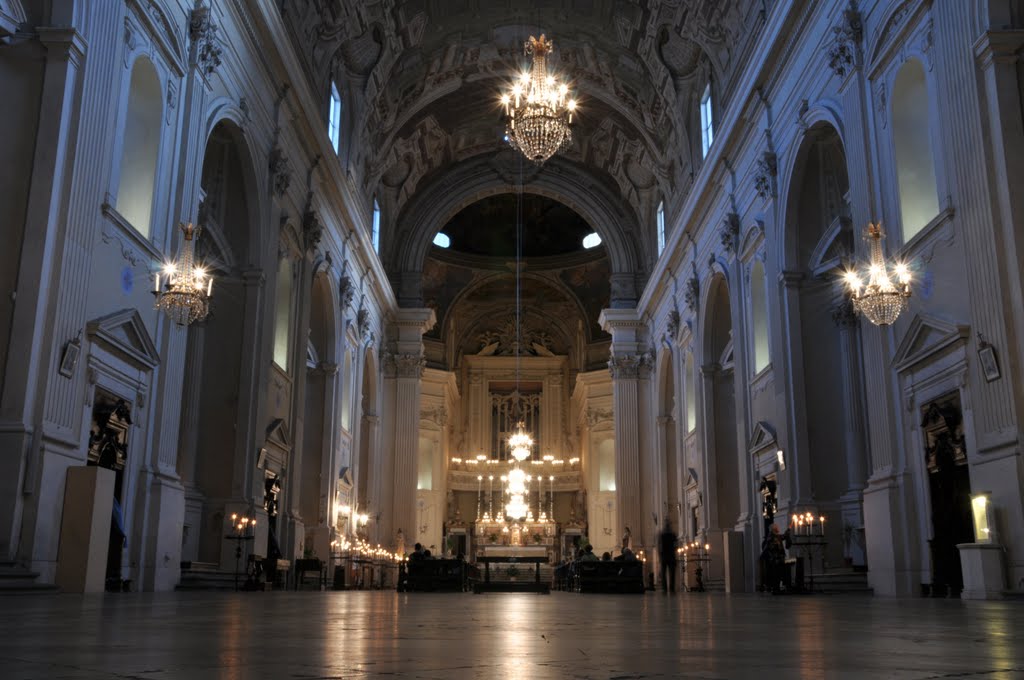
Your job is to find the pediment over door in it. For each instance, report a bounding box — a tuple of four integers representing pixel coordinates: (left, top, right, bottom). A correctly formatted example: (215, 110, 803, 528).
(266, 418, 291, 450)
(892, 314, 970, 374)
(86, 308, 160, 370)
(748, 421, 777, 456)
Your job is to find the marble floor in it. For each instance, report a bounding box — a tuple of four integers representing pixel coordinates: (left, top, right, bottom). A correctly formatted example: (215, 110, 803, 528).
(0, 591, 1021, 679)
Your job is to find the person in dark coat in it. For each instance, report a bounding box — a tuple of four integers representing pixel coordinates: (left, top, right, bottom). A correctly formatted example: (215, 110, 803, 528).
(658, 520, 678, 593)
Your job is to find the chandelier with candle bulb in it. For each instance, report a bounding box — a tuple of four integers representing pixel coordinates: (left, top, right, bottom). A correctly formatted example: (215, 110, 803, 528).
(504, 420, 534, 520)
(842, 222, 912, 326)
(500, 34, 577, 164)
(154, 222, 213, 326)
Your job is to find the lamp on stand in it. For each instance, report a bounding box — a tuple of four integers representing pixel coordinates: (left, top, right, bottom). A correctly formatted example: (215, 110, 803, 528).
(225, 513, 255, 591)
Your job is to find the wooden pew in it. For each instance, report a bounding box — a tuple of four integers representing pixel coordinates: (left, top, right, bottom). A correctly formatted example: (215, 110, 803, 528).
(575, 560, 645, 593)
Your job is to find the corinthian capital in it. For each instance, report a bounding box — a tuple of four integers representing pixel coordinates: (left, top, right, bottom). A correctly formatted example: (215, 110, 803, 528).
(608, 351, 654, 380)
(383, 352, 425, 379)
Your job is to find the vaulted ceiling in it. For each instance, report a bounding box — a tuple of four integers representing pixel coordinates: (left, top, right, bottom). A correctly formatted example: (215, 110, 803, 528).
(283, 0, 764, 306)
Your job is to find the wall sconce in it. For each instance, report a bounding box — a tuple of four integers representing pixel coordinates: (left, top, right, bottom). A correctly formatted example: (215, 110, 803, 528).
(776, 449, 786, 470)
(971, 492, 996, 544)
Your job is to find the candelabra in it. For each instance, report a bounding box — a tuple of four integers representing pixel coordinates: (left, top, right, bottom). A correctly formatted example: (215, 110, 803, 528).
(681, 540, 711, 592)
(225, 513, 256, 591)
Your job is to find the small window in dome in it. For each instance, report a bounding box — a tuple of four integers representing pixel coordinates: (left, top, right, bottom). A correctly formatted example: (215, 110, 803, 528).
(433, 232, 451, 248)
(582, 232, 602, 249)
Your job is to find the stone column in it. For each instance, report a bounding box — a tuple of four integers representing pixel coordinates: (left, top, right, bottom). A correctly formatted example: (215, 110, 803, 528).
(319, 362, 339, 530)
(833, 302, 868, 494)
(698, 363, 720, 531)
(778, 270, 813, 505)
(599, 309, 654, 552)
(0, 27, 86, 561)
(381, 309, 435, 546)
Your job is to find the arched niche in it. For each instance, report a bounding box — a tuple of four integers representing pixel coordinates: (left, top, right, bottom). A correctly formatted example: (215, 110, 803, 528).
(300, 271, 338, 532)
(780, 122, 868, 566)
(657, 350, 681, 530)
(355, 349, 378, 515)
(700, 274, 739, 534)
(749, 259, 770, 374)
(178, 119, 263, 567)
(116, 56, 162, 238)
(892, 58, 940, 242)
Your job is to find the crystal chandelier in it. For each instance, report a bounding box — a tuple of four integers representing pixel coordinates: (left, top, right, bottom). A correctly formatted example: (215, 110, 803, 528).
(505, 421, 533, 520)
(154, 222, 213, 326)
(500, 34, 577, 163)
(842, 223, 911, 326)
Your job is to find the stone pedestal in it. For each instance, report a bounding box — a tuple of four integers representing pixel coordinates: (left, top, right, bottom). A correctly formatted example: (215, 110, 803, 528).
(957, 542, 1005, 600)
(56, 466, 115, 593)
(723, 529, 747, 592)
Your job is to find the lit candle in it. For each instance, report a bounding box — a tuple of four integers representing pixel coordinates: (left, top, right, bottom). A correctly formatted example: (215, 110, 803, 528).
(207, 277, 213, 297)
(154, 273, 160, 293)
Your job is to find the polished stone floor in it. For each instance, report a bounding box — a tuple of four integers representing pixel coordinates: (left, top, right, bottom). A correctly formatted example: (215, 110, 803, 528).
(0, 591, 1021, 679)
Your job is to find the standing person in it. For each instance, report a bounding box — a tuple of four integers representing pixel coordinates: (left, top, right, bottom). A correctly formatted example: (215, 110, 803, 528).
(658, 520, 678, 593)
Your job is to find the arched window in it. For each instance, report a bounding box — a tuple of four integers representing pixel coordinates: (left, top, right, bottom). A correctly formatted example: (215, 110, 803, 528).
(371, 198, 381, 253)
(328, 82, 342, 153)
(340, 351, 352, 431)
(117, 58, 163, 238)
(750, 259, 769, 373)
(597, 438, 616, 491)
(685, 351, 696, 432)
(656, 201, 666, 256)
(700, 83, 714, 158)
(273, 256, 293, 369)
(892, 59, 939, 242)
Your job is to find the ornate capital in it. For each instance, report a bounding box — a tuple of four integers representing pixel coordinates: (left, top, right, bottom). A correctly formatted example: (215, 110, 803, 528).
(826, 5, 863, 79)
(684, 262, 700, 312)
(302, 209, 323, 253)
(720, 213, 740, 254)
(608, 351, 654, 380)
(666, 309, 682, 343)
(383, 352, 425, 379)
(189, 5, 222, 77)
(831, 299, 859, 328)
(270, 147, 291, 198)
(420, 406, 448, 427)
(754, 151, 777, 201)
(585, 407, 614, 427)
(356, 305, 372, 343)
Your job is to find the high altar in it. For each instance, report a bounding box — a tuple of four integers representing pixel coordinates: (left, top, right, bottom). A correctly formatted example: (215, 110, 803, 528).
(434, 353, 589, 564)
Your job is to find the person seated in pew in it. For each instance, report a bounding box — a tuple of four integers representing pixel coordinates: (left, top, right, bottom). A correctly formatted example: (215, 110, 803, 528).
(601, 551, 612, 561)
(614, 547, 637, 561)
(578, 544, 599, 561)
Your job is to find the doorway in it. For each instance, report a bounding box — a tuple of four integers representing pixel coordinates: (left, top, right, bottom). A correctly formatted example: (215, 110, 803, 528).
(86, 391, 132, 591)
(921, 393, 972, 597)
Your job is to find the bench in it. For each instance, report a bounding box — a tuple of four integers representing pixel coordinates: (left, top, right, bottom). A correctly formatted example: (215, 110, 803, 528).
(404, 559, 465, 592)
(574, 560, 645, 594)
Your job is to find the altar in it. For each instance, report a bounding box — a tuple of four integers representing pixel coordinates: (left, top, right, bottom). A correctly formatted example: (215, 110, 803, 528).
(479, 545, 548, 559)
